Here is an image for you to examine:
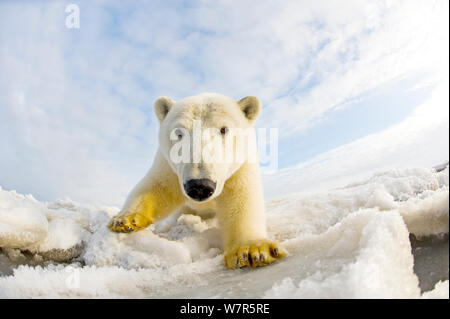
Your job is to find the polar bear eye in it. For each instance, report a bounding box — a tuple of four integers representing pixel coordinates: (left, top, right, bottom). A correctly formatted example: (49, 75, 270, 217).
(220, 127, 229, 135)
(175, 128, 183, 140)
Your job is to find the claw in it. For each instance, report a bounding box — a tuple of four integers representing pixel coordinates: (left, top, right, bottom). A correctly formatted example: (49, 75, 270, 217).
(224, 240, 286, 270)
(108, 212, 152, 233)
(273, 248, 279, 257)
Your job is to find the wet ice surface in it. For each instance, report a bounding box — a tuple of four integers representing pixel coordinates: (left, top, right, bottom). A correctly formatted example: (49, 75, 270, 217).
(410, 234, 449, 292)
(0, 166, 448, 298)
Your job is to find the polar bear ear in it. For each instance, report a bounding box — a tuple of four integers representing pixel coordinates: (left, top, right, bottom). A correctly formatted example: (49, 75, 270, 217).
(154, 96, 175, 122)
(237, 96, 261, 123)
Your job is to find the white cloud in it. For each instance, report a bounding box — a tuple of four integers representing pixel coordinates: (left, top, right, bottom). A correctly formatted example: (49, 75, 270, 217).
(257, 0, 449, 134)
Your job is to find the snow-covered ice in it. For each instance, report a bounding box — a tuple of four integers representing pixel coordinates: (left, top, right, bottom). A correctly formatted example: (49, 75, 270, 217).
(421, 281, 449, 299)
(0, 166, 448, 298)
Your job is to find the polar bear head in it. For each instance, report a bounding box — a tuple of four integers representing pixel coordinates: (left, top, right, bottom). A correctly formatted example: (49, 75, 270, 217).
(155, 93, 261, 202)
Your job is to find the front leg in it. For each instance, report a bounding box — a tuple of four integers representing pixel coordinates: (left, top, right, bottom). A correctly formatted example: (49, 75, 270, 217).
(216, 162, 286, 269)
(108, 151, 184, 233)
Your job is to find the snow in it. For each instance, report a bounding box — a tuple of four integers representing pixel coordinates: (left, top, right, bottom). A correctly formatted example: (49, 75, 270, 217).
(421, 280, 449, 299)
(263, 210, 419, 298)
(0, 189, 48, 248)
(0, 166, 448, 298)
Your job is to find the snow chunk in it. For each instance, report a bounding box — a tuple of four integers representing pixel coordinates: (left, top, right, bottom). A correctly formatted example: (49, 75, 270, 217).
(421, 280, 449, 299)
(266, 167, 449, 241)
(0, 188, 48, 248)
(82, 226, 193, 269)
(0, 189, 99, 262)
(264, 210, 419, 298)
(33, 218, 86, 252)
(399, 188, 449, 237)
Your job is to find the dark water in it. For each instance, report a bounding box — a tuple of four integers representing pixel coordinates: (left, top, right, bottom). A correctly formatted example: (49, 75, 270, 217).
(410, 233, 449, 292)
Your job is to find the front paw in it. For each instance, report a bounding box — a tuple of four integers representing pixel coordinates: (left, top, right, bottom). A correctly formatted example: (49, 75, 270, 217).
(224, 240, 286, 270)
(107, 212, 152, 233)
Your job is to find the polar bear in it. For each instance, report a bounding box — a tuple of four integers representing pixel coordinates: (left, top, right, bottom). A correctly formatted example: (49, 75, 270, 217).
(108, 93, 285, 269)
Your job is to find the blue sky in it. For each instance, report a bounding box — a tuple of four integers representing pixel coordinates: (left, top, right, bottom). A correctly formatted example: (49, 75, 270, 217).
(0, 0, 448, 205)
(277, 74, 431, 167)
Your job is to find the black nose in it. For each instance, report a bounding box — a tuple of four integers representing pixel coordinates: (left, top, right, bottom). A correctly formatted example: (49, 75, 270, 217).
(184, 179, 217, 201)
